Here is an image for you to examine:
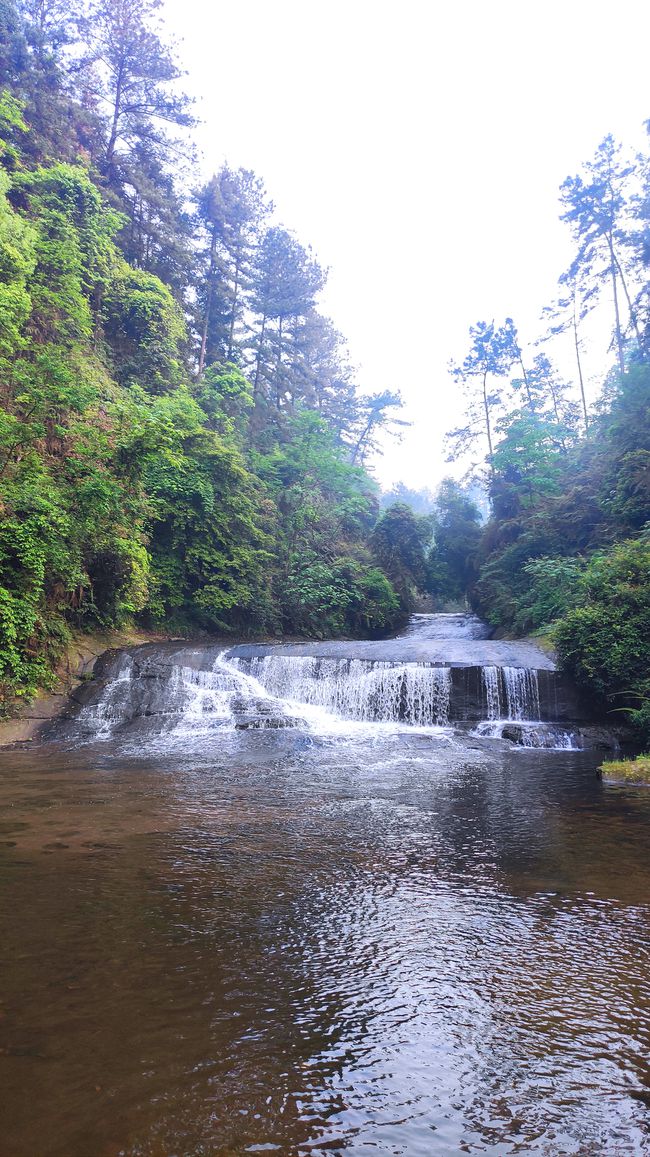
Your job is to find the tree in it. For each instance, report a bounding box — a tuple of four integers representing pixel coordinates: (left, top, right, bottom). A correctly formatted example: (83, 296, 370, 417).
(448, 318, 519, 466)
(347, 389, 408, 465)
(3, 0, 100, 164)
(102, 261, 187, 391)
(554, 538, 650, 741)
(248, 226, 325, 430)
(541, 277, 593, 431)
(559, 135, 642, 374)
(117, 141, 194, 292)
(371, 502, 431, 610)
(79, 0, 196, 183)
(194, 166, 270, 376)
(427, 479, 482, 603)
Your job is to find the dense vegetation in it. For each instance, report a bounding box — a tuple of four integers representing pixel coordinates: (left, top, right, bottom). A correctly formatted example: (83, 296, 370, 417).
(0, 0, 434, 708)
(427, 134, 650, 740)
(1, 0, 648, 743)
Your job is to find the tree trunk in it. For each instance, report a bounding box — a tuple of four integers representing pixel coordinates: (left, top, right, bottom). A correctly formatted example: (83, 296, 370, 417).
(571, 290, 589, 431)
(227, 245, 241, 361)
(253, 311, 267, 405)
(608, 239, 626, 376)
(612, 247, 645, 357)
(350, 417, 373, 465)
(518, 353, 533, 408)
(198, 225, 217, 378)
(275, 316, 283, 412)
(482, 370, 494, 463)
(106, 60, 125, 174)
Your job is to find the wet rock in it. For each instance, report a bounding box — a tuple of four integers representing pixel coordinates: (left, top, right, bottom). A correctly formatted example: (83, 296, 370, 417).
(234, 716, 299, 730)
(576, 726, 622, 752)
(501, 724, 525, 743)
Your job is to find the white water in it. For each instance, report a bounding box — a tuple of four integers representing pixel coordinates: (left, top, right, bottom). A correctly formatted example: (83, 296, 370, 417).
(475, 662, 578, 749)
(482, 666, 501, 720)
(473, 721, 580, 750)
(503, 666, 541, 721)
(229, 655, 453, 727)
(79, 655, 134, 738)
(72, 615, 582, 750)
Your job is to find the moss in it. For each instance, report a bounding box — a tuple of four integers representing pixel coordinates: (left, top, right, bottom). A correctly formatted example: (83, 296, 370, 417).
(599, 755, 650, 784)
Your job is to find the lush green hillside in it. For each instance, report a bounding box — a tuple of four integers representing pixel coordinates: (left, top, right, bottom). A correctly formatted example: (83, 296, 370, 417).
(0, 0, 432, 709)
(427, 134, 650, 740)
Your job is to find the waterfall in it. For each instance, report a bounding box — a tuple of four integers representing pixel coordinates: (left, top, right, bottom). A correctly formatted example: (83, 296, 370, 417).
(476, 663, 578, 748)
(482, 666, 501, 720)
(79, 654, 134, 738)
(481, 665, 541, 721)
(502, 667, 540, 721)
(481, 664, 541, 722)
(229, 656, 452, 726)
(73, 652, 304, 739)
(64, 615, 589, 750)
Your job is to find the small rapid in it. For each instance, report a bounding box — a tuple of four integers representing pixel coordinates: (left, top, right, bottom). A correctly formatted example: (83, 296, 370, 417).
(61, 614, 601, 751)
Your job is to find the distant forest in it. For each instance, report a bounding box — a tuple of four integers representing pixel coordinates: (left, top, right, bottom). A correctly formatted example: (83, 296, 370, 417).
(0, 0, 648, 740)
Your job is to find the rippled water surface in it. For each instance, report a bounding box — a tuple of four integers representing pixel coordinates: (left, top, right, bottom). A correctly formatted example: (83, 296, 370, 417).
(2, 728, 650, 1156)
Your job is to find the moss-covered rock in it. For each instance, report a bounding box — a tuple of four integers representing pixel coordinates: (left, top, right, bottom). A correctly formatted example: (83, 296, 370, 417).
(599, 755, 650, 785)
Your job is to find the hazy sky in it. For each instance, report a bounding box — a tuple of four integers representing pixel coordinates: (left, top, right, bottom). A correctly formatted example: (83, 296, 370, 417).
(164, 0, 650, 491)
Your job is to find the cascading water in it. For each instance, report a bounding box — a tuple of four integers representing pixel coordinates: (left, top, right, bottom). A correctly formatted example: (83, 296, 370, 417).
(476, 661, 579, 749)
(482, 665, 501, 720)
(62, 615, 595, 750)
(503, 666, 541, 721)
(229, 655, 452, 726)
(71, 650, 306, 740)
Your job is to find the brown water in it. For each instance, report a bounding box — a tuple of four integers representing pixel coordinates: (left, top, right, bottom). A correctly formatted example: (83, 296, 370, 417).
(1, 725, 650, 1156)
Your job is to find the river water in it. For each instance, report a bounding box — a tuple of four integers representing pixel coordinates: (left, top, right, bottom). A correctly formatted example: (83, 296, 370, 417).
(1, 616, 650, 1156)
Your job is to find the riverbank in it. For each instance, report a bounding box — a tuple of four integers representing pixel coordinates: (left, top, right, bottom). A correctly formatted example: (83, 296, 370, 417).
(600, 755, 650, 784)
(0, 629, 174, 746)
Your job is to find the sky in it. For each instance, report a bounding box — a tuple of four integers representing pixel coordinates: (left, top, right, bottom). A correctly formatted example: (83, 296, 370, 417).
(163, 0, 650, 491)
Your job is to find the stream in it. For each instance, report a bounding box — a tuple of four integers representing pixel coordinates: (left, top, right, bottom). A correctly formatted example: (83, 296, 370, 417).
(1, 614, 649, 1155)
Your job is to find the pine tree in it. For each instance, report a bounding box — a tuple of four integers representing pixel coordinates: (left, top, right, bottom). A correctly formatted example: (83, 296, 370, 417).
(560, 135, 641, 374)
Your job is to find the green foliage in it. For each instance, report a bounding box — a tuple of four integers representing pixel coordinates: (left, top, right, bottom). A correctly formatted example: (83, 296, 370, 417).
(0, 137, 401, 705)
(518, 556, 586, 632)
(102, 262, 186, 391)
(141, 389, 272, 632)
(553, 540, 650, 717)
(0, 166, 36, 358)
(282, 553, 398, 638)
(427, 479, 482, 604)
(13, 162, 118, 340)
(371, 502, 431, 611)
(0, 21, 410, 709)
(195, 362, 253, 440)
(254, 411, 400, 636)
(599, 755, 650, 784)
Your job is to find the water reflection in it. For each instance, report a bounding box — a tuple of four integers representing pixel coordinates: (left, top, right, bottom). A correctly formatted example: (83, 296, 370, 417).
(1, 733, 649, 1155)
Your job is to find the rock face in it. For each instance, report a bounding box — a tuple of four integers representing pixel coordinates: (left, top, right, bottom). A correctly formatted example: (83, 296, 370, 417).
(54, 644, 299, 738)
(443, 666, 588, 724)
(46, 615, 623, 750)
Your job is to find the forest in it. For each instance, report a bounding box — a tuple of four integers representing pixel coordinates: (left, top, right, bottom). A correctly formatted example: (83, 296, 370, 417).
(426, 134, 650, 743)
(0, 0, 431, 709)
(0, 0, 648, 742)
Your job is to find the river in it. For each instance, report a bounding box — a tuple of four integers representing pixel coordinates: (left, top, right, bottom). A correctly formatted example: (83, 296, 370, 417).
(1, 615, 649, 1155)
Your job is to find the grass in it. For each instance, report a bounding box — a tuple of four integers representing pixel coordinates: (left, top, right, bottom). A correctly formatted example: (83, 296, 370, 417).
(599, 755, 650, 784)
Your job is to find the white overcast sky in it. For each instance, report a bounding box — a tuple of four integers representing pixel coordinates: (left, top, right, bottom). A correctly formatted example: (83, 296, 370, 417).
(164, 0, 650, 491)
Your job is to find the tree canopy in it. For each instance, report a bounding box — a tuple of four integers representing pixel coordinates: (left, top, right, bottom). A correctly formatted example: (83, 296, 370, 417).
(0, 0, 422, 707)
